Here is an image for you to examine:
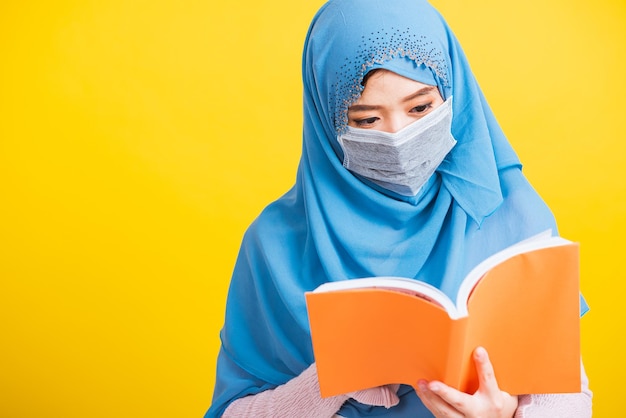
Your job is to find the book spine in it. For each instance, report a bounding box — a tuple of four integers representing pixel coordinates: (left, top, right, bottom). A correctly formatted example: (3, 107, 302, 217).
(444, 317, 473, 391)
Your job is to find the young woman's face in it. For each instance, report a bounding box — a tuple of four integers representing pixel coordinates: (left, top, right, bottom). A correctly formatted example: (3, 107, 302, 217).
(347, 69, 444, 133)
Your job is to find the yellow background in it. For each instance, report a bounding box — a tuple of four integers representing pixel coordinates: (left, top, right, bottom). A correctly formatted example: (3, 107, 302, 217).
(1, 0, 624, 417)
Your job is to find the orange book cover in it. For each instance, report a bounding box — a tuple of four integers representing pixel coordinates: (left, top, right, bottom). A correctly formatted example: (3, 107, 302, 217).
(305, 232, 581, 398)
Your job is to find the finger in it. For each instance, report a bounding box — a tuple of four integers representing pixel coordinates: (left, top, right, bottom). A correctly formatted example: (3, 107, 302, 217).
(416, 380, 464, 418)
(473, 346, 500, 397)
(426, 380, 471, 415)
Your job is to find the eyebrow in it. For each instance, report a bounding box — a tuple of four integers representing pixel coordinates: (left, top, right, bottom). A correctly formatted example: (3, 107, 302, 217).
(402, 86, 438, 102)
(348, 86, 438, 112)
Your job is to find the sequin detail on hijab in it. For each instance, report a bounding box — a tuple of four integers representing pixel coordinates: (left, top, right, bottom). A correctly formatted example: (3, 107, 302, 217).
(332, 27, 450, 134)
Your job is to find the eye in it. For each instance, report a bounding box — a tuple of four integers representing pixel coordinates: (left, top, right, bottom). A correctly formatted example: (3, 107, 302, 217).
(410, 103, 432, 114)
(354, 116, 379, 127)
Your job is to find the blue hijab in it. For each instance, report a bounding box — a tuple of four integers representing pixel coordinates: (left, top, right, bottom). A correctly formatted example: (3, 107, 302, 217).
(206, 0, 576, 416)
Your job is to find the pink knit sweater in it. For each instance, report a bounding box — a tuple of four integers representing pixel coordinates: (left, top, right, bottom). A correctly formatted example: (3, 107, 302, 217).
(222, 363, 591, 417)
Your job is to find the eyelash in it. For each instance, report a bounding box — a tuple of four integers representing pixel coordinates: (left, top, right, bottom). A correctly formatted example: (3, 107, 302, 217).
(354, 117, 379, 127)
(411, 103, 432, 113)
(353, 102, 434, 127)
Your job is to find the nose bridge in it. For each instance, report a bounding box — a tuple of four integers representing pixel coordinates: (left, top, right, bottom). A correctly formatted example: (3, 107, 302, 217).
(385, 112, 412, 134)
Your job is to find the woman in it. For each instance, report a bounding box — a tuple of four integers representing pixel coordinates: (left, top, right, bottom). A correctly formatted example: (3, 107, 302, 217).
(205, 0, 592, 416)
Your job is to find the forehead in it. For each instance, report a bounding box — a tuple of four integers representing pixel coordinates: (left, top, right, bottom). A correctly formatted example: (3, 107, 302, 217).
(306, 0, 453, 133)
(333, 54, 448, 132)
(356, 69, 438, 103)
(330, 33, 449, 132)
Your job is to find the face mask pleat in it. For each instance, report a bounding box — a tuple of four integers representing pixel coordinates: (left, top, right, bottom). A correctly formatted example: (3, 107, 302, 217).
(338, 97, 457, 196)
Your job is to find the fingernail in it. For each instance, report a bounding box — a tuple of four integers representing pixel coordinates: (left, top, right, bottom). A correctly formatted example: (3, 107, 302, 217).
(475, 346, 486, 358)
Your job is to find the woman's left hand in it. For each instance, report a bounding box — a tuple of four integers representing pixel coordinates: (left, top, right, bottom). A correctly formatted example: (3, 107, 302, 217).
(416, 346, 518, 418)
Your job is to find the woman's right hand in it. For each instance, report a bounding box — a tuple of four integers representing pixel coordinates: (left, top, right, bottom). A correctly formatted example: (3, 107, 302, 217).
(416, 347, 518, 418)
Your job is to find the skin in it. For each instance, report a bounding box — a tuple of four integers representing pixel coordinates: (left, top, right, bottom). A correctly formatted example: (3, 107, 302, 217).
(347, 69, 444, 133)
(350, 69, 519, 417)
(416, 347, 518, 418)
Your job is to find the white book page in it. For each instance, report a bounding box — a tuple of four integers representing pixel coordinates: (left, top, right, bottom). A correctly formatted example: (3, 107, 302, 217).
(311, 276, 459, 318)
(309, 231, 572, 320)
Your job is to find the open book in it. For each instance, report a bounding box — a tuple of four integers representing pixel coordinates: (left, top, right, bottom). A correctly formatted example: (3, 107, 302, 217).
(305, 231, 581, 397)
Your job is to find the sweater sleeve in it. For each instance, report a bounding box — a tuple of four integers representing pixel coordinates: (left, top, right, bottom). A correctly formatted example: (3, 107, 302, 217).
(222, 360, 591, 417)
(221, 363, 346, 418)
(222, 363, 400, 418)
(514, 361, 592, 418)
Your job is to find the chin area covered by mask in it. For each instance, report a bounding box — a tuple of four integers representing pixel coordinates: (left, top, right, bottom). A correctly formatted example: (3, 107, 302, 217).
(339, 96, 456, 197)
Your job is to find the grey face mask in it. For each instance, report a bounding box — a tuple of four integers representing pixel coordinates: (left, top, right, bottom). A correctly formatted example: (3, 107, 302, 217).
(338, 97, 457, 196)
